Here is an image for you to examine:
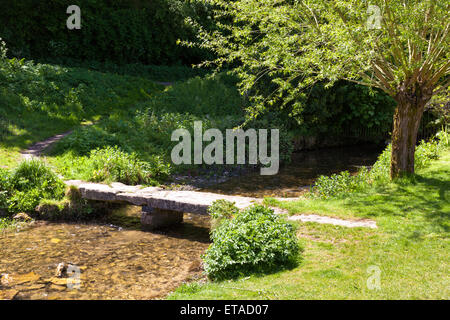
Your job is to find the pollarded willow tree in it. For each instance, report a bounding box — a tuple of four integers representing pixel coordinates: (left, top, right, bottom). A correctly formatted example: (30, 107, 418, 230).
(187, 0, 449, 178)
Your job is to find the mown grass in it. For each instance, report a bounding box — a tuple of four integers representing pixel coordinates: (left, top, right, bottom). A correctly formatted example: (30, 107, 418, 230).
(169, 149, 450, 300)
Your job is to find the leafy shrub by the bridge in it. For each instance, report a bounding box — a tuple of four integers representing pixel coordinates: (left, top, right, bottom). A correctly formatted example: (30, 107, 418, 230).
(55, 146, 171, 186)
(207, 199, 239, 230)
(203, 203, 302, 281)
(1, 159, 66, 214)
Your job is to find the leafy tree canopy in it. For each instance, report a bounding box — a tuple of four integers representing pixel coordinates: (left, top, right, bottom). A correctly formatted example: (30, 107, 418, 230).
(186, 0, 449, 177)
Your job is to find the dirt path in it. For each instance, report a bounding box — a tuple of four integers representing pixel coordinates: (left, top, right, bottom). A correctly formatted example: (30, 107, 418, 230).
(20, 130, 73, 159)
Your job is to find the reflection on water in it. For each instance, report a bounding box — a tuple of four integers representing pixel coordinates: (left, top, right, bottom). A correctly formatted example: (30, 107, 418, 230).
(0, 207, 210, 300)
(202, 144, 384, 197)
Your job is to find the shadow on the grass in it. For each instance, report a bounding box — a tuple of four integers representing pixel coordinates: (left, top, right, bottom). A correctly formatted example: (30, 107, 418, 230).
(343, 170, 449, 237)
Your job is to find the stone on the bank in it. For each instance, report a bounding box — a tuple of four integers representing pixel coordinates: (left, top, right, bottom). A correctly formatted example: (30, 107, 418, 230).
(13, 212, 32, 222)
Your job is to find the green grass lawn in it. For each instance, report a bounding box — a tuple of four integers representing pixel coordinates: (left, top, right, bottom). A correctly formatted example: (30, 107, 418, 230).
(169, 149, 450, 300)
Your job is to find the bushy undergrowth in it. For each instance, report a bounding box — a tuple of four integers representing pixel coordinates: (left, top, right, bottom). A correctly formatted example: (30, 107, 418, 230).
(47, 60, 209, 83)
(0, 159, 65, 213)
(0, 57, 160, 121)
(50, 72, 297, 181)
(50, 126, 125, 156)
(0, 168, 11, 210)
(35, 186, 100, 221)
(54, 146, 171, 186)
(203, 202, 302, 281)
(208, 199, 240, 230)
(311, 131, 450, 199)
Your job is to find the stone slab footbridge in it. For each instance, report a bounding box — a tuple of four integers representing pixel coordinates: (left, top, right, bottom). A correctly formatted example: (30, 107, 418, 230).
(65, 180, 377, 230)
(65, 180, 269, 230)
(22, 126, 377, 230)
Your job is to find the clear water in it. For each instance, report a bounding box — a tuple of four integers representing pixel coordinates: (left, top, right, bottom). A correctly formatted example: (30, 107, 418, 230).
(0, 207, 210, 300)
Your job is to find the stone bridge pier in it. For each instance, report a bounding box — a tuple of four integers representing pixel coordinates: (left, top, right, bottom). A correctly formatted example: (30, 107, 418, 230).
(140, 206, 184, 231)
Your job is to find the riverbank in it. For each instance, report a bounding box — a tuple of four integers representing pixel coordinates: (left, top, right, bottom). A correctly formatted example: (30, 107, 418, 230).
(169, 149, 449, 300)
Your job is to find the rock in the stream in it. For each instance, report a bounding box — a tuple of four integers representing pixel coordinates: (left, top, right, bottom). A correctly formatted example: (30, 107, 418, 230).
(188, 259, 203, 272)
(55, 263, 79, 278)
(55, 263, 67, 278)
(0, 272, 41, 286)
(0, 289, 18, 300)
(13, 212, 32, 222)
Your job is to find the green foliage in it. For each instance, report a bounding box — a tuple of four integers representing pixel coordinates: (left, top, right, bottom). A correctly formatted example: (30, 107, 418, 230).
(1, 159, 65, 213)
(208, 199, 239, 220)
(51, 126, 124, 156)
(0, 0, 213, 65)
(36, 188, 94, 221)
(0, 217, 18, 230)
(298, 82, 396, 139)
(145, 74, 244, 117)
(0, 55, 162, 152)
(11, 159, 65, 194)
(203, 204, 302, 281)
(208, 199, 240, 229)
(51, 72, 293, 180)
(0, 168, 11, 210)
(48, 71, 300, 180)
(45, 60, 209, 83)
(190, 0, 448, 115)
(311, 131, 450, 199)
(0, 37, 6, 60)
(55, 146, 171, 186)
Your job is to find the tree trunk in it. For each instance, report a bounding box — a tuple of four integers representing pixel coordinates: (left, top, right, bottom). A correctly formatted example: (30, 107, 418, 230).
(390, 92, 430, 179)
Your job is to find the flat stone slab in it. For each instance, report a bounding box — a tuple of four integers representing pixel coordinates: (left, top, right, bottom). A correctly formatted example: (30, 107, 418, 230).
(64, 180, 377, 228)
(64, 180, 258, 215)
(287, 214, 377, 229)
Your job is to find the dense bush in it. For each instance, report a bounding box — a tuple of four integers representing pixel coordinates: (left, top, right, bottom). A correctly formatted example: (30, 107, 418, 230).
(311, 131, 450, 199)
(1, 159, 66, 213)
(55, 146, 171, 185)
(299, 82, 396, 140)
(144, 74, 244, 117)
(207, 199, 240, 229)
(0, 0, 213, 65)
(203, 202, 301, 281)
